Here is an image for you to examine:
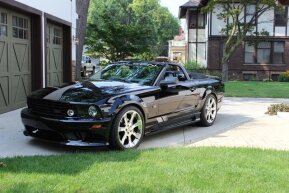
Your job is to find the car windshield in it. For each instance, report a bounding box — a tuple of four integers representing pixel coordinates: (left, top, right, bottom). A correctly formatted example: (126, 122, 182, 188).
(89, 63, 163, 85)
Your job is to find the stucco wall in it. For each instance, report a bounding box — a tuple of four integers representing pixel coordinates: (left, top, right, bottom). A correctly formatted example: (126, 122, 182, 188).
(15, 0, 75, 24)
(15, 0, 77, 61)
(210, 5, 289, 37)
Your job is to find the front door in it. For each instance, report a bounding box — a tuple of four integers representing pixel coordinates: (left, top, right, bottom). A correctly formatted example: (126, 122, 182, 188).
(157, 65, 199, 127)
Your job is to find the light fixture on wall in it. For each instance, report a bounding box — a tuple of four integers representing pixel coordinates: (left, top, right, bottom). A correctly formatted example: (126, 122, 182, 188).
(72, 35, 79, 45)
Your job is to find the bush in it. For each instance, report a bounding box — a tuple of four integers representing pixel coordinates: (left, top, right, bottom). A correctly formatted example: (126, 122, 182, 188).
(133, 52, 156, 61)
(278, 71, 289, 82)
(0, 162, 7, 168)
(266, 103, 289, 115)
(184, 60, 205, 71)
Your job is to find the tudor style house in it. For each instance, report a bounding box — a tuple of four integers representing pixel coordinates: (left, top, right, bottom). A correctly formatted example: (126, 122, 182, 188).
(0, 0, 77, 114)
(179, 0, 289, 80)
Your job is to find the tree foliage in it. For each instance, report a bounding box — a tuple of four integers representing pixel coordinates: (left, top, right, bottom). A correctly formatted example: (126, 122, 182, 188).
(202, 0, 278, 81)
(86, 0, 179, 61)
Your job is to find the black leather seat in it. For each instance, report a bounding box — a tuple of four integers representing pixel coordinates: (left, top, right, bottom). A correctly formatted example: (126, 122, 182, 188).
(164, 71, 175, 78)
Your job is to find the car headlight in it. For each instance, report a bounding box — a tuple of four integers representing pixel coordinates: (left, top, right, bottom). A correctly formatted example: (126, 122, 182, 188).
(67, 109, 75, 117)
(88, 106, 98, 117)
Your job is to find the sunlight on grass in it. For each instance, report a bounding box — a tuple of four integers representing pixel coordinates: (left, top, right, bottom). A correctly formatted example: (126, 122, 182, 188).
(1, 147, 289, 193)
(225, 81, 289, 98)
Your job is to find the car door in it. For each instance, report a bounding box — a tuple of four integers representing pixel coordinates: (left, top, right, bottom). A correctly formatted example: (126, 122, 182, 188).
(157, 65, 199, 128)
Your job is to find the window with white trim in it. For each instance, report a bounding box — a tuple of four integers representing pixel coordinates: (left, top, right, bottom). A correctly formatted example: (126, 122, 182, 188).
(244, 43, 254, 64)
(244, 41, 285, 64)
(273, 42, 285, 64)
(189, 11, 205, 29)
(275, 7, 288, 26)
(257, 42, 271, 64)
(245, 5, 256, 25)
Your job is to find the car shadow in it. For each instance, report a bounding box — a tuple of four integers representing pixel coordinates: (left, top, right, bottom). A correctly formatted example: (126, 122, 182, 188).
(28, 139, 109, 154)
(140, 112, 255, 149)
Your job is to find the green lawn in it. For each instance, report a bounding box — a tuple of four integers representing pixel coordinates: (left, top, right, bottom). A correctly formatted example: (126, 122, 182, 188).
(225, 81, 289, 98)
(1, 147, 289, 193)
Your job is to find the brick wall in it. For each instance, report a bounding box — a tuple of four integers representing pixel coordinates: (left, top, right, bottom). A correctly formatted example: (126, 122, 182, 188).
(207, 37, 289, 80)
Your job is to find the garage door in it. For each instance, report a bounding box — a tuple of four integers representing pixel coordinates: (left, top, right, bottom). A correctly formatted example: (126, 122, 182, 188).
(0, 9, 31, 114)
(46, 23, 63, 87)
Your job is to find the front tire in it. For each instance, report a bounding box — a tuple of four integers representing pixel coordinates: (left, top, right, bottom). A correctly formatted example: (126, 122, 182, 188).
(110, 106, 144, 150)
(200, 94, 217, 126)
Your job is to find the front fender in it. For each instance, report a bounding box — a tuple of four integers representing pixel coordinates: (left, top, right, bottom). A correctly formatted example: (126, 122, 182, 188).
(105, 95, 148, 120)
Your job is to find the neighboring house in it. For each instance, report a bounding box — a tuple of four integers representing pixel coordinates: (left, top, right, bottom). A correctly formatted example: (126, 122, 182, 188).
(168, 28, 187, 63)
(0, 0, 77, 114)
(179, 0, 289, 80)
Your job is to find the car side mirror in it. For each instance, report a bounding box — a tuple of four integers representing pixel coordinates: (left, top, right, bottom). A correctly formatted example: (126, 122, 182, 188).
(177, 74, 186, 81)
(159, 77, 178, 90)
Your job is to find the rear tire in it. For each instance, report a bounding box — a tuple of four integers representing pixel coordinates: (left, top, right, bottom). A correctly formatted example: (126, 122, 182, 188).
(200, 94, 217, 127)
(110, 106, 144, 150)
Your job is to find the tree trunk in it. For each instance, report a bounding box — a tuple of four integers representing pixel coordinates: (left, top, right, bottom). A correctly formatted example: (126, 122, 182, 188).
(221, 61, 229, 81)
(76, 0, 90, 81)
(221, 51, 230, 82)
(221, 38, 243, 82)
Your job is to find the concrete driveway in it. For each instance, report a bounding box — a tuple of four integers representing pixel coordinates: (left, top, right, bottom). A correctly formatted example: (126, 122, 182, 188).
(0, 97, 288, 158)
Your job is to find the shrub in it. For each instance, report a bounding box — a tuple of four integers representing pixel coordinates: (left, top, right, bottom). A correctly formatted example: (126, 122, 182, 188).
(184, 60, 205, 71)
(0, 162, 7, 168)
(262, 78, 272, 82)
(278, 71, 289, 82)
(266, 103, 289, 115)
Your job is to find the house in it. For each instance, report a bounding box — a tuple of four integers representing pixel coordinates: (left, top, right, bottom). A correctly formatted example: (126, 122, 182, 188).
(179, 0, 289, 80)
(0, 0, 77, 114)
(168, 28, 187, 63)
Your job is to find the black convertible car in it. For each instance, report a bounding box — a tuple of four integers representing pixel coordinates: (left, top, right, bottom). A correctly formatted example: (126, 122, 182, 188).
(21, 62, 224, 150)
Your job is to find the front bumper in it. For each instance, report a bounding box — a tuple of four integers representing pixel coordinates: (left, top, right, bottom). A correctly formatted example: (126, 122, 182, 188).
(21, 108, 112, 146)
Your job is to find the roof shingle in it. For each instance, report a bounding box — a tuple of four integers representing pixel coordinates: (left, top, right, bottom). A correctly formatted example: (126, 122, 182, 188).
(179, 0, 209, 18)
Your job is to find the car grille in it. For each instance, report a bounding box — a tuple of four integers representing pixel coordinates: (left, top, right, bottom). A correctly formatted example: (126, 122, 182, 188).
(27, 98, 73, 118)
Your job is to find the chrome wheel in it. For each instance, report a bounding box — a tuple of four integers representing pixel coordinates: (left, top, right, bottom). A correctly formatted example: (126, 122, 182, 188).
(118, 110, 143, 148)
(205, 96, 217, 124)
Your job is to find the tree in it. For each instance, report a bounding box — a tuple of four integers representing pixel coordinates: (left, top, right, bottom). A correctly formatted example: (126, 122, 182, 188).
(76, 0, 91, 81)
(203, 0, 278, 81)
(86, 0, 179, 61)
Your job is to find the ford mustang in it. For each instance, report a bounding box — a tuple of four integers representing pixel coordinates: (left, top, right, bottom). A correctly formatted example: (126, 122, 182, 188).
(21, 62, 224, 150)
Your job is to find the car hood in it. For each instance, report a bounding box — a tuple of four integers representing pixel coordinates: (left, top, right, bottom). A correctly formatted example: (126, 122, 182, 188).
(28, 81, 153, 102)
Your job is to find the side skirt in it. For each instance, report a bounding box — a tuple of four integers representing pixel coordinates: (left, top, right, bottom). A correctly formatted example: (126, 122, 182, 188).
(145, 112, 201, 136)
